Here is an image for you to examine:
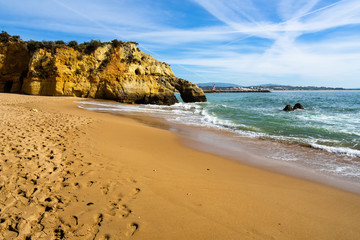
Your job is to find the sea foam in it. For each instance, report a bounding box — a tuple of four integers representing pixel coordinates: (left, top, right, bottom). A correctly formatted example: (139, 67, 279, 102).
(76, 90, 360, 183)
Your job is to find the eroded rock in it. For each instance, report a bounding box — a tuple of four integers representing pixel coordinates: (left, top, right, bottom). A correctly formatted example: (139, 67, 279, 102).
(0, 40, 30, 93)
(0, 35, 206, 105)
(170, 78, 207, 103)
(283, 105, 294, 111)
(283, 103, 305, 111)
(293, 103, 304, 110)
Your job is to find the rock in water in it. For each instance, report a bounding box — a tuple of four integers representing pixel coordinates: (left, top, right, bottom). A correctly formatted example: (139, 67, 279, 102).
(293, 103, 304, 110)
(0, 34, 206, 105)
(283, 105, 294, 111)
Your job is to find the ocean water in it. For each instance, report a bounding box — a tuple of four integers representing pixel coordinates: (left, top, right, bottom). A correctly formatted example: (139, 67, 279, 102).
(77, 90, 360, 185)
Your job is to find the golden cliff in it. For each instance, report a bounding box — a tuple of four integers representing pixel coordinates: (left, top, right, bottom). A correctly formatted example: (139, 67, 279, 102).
(0, 33, 206, 105)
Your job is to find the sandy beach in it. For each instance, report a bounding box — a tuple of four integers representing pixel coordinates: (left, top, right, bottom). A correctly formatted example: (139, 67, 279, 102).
(1, 93, 360, 240)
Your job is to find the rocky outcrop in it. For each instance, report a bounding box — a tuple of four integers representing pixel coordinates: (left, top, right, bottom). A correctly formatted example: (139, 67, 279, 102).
(283, 103, 304, 111)
(283, 105, 294, 111)
(0, 34, 206, 105)
(170, 78, 207, 102)
(293, 103, 304, 110)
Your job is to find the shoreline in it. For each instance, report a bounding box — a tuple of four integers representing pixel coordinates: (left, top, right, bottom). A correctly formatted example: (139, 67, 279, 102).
(175, 125, 360, 194)
(76, 98, 360, 194)
(1, 93, 360, 239)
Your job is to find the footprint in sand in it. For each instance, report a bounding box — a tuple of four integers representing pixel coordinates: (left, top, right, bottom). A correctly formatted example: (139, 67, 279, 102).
(100, 184, 110, 195)
(126, 223, 139, 237)
(130, 188, 141, 197)
(87, 180, 96, 187)
(54, 227, 65, 239)
(120, 205, 132, 218)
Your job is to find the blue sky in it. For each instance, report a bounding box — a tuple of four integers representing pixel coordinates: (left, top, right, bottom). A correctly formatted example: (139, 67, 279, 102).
(1, 0, 360, 88)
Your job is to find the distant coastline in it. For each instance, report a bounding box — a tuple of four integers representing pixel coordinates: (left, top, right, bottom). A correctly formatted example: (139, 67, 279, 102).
(198, 82, 359, 92)
(203, 89, 271, 93)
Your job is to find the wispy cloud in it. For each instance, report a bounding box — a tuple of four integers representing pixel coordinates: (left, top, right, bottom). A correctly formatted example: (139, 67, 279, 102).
(187, 0, 360, 87)
(0, 0, 359, 87)
(278, 0, 319, 21)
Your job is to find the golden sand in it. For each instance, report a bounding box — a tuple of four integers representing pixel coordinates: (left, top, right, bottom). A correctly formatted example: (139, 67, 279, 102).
(1, 93, 360, 239)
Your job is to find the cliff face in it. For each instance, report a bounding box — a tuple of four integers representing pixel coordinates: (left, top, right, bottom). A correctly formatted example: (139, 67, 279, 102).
(0, 41, 30, 93)
(0, 37, 206, 105)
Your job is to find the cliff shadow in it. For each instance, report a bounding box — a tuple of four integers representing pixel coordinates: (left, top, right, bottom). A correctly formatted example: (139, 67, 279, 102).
(4, 81, 13, 93)
(0, 43, 30, 93)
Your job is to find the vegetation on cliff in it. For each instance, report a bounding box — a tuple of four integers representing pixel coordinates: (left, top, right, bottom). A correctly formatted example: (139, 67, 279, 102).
(0, 31, 206, 105)
(1, 31, 138, 53)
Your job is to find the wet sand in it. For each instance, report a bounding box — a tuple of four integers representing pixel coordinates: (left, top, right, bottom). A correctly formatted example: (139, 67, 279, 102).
(167, 124, 360, 194)
(1, 93, 360, 239)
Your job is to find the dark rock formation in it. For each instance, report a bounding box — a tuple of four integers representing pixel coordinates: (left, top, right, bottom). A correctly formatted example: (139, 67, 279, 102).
(0, 33, 206, 105)
(293, 103, 304, 110)
(283, 103, 305, 111)
(283, 105, 294, 111)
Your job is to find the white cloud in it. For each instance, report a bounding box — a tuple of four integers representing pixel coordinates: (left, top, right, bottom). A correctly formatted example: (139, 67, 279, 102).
(191, 0, 265, 25)
(1, 0, 359, 87)
(183, 0, 360, 87)
(164, 27, 360, 87)
(278, 0, 319, 21)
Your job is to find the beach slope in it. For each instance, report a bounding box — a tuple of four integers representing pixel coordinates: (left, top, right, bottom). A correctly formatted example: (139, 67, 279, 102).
(0, 93, 360, 239)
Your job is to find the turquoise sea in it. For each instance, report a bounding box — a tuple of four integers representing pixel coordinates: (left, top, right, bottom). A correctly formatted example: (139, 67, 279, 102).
(77, 90, 360, 187)
(199, 91, 360, 157)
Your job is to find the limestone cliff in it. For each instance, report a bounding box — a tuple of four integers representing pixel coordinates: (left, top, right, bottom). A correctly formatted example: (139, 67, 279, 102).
(0, 39, 30, 93)
(0, 33, 206, 105)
